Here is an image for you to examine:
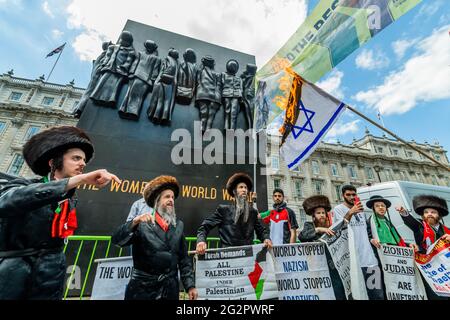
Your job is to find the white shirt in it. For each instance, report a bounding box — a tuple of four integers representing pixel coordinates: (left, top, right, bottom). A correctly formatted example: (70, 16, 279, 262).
(333, 204, 378, 268)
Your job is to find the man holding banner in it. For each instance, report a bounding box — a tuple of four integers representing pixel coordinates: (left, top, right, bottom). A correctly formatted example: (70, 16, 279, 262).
(196, 173, 272, 254)
(397, 195, 450, 254)
(333, 185, 385, 299)
(366, 195, 416, 250)
(397, 194, 450, 300)
(112, 175, 197, 300)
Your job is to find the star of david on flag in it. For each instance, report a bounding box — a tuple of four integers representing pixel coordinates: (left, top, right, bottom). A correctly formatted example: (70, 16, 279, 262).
(276, 73, 346, 170)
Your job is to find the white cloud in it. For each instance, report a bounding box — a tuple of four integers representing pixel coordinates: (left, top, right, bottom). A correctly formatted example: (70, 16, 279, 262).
(392, 38, 419, 60)
(72, 28, 108, 62)
(326, 120, 360, 139)
(42, 1, 54, 18)
(52, 29, 64, 40)
(65, 0, 308, 65)
(355, 49, 390, 70)
(353, 25, 450, 115)
(316, 70, 345, 100)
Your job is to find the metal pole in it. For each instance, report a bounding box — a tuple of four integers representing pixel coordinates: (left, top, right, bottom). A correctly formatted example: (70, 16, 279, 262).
(346, 105, 450, 172)
(47, 48, 64, 83)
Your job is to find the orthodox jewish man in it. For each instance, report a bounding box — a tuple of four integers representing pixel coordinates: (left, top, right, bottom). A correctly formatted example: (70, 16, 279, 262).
(0, 126, 120, 299)
(112, 175, 197, 300)
(396, 194, 450, 300)
(196, 172, 272, 254)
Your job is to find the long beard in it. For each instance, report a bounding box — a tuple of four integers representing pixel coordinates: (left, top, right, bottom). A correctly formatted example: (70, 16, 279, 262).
(234, 194, 249, 224)
(425, 216, 439, 226)
(314, 217, 329, 228)
(158, 205, 177, 227)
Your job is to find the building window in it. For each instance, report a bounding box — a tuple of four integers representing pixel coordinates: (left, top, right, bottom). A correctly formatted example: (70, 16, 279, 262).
(365, 167, 375, 180)
(311, 160, 320, 175)
(298, 208, 308, 230)
(377, 147, 383, 153)
(431, 175, 438, 186)
(334, 184, 342, 201)
(9, 91, 23, 102)
(271, 156, 279, 170)
(330, 163, 339, 176)
(348, 165, 357, 179)
(273, 179, 280, 189)
(0, 121, 6, 135)
(385, 169, 394, 181)
(419, 153, 424, 160)
(313, 180, 323, 195)
(42, 96, 55, 106)
(392, 149, 399, 156)
(7, 154, 24, 175)
(294, 180, 303, 198)
(416, 173, 423, 183)
(406, 151, 413, 158)
(435, 154, 441, 161)
(400, 171, 407, 181)
(24, 126, 40, 141)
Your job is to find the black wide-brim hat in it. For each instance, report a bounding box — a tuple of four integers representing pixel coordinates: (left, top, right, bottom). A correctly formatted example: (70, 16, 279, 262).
(303, 195, 331, 216)
(366, 195, 392, 210)
(143, 175, 180, 207)
(413, 194, 448, 217)
(22, 126, 94, 176)
(226, 172, 253, 198)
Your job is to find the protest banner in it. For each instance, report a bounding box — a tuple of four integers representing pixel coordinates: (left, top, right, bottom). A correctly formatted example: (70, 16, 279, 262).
(320, 221, 352, 299)
(91, 256, 133, 300)
(195, 244, 278, 300)
(273, 243, 335, 300)
(415, 238, 450, 297)
(377, 245, 427, 300)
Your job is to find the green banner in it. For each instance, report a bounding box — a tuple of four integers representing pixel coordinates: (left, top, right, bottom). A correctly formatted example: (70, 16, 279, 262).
(257, 0, 422, 82)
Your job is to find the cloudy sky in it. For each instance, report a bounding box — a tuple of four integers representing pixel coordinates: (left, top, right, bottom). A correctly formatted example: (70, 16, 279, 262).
(0, 0, 449, 157)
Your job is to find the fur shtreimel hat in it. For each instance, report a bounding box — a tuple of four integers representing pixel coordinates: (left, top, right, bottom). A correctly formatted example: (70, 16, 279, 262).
(22, 126, 94, 176)
(226, 172, 253, 198)
(303, 195, 331, 216)
(143, 175, 180, 207)
(413, 194, 448, 217)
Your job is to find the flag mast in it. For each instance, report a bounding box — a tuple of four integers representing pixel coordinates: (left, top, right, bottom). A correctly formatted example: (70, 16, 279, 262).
(46, 43, 66, 83)
(346, 105, 450, 172)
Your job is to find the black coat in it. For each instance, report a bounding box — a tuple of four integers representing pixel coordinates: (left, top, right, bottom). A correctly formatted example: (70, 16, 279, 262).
(400, 214, 448, 254)
(0, 178, 75, 300)
(112, 219, 195, 300)
(298, 221, 321, 242)
(196, 204, 270, 247)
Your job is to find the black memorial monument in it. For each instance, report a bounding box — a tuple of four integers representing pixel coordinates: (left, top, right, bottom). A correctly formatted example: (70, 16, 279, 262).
(75, 20, 267, 239)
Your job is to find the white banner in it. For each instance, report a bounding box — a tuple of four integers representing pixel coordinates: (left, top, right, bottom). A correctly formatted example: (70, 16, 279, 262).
(91, 256, 133, 300)
(378, 245, 427, 300)
(195, 244, 278, 300)
(415, 238, 450, 297)
(273, 243, 335, 300)
(320, 221, 352, 299)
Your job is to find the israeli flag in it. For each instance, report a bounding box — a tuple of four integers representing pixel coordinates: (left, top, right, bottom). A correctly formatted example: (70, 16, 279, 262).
(280, 78, 346, 170)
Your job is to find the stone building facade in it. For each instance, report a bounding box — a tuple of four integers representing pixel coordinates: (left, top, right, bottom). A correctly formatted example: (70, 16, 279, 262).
(265, 131, 450, 229)
(0, 71, 82, 178)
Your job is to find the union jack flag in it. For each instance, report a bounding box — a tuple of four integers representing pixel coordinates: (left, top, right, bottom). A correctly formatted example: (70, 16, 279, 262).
(46, 43, 66, 58)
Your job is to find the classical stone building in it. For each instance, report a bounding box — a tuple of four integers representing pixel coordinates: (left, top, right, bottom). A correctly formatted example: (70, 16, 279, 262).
(0, 70, 82, 178)
(265, 131, 450, 229)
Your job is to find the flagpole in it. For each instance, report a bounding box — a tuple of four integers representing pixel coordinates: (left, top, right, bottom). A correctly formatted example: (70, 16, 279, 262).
(346, 105, 450, 172)
(252, 128, 258, 212)
(46, 47, 64, 83)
